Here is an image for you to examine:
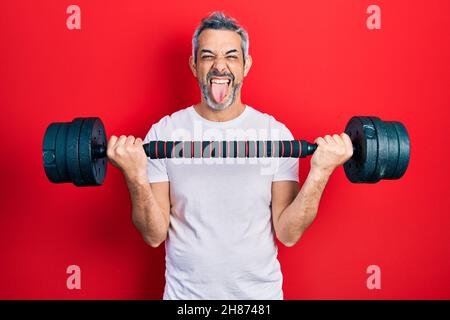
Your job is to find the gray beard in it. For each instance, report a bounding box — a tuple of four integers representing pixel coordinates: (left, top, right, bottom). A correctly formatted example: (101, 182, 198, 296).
(200, 82, 242, 111)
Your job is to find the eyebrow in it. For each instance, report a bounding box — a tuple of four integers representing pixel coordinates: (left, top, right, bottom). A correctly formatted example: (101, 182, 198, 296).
(200, 49, 214, 55)
(225, 49, 239, 55)
(200, 49, 240, 55)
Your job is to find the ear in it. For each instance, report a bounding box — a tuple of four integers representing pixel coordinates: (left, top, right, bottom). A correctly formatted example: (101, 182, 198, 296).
(243, 55, 252, 77)
(189, 56, 198, 78)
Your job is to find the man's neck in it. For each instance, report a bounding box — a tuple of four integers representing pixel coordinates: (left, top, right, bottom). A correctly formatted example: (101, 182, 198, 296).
(193, 100, 246, 122)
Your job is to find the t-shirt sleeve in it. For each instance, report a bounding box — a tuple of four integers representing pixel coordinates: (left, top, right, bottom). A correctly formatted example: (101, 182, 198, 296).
(143, 125, 169, 183)
(272, 125, 299, 182)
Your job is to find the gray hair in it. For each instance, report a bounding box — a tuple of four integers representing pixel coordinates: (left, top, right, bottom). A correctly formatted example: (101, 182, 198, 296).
(192, 12, 249, 64)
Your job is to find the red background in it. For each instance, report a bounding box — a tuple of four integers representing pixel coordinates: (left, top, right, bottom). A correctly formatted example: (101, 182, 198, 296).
(0, 0, 449, 299)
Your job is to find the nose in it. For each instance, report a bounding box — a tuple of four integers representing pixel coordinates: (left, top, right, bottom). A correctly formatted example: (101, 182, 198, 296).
(212, 56, 229, 74)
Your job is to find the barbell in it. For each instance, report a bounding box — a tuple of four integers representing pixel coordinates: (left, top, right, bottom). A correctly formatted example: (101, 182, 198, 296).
(42, 116, 410, 187)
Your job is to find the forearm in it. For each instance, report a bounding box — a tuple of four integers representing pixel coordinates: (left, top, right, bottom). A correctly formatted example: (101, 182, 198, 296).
(276, 168, 332, 246)
(125, 175, 169, 247)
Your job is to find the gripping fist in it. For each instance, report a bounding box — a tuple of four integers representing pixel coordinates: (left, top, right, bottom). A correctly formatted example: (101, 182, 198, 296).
(106, 135, 148, 180)
(311, 133, 353, 175)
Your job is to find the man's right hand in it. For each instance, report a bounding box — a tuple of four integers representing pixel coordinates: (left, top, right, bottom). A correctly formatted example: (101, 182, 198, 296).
(107, 135, 148, 182)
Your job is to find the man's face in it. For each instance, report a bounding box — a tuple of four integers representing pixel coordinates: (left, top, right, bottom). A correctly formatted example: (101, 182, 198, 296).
(190, 29, 252, 110)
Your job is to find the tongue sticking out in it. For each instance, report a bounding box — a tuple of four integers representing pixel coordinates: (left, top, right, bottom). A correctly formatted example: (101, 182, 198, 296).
(211, 82, 228, 103)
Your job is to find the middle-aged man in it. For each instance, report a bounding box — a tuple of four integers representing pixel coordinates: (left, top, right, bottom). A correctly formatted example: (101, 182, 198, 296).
(107, 12, 353, 299)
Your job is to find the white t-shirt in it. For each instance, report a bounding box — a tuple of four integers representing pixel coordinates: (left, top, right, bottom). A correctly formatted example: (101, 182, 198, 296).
(143, 105, 299, 300)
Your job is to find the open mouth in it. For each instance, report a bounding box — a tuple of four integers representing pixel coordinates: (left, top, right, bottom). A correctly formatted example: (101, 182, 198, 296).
(209, 77, 232, 104)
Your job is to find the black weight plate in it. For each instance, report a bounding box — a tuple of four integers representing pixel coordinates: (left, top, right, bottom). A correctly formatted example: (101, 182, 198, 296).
(79, 118, 97, 186)
(91, 118, 107, 185)
(43, 122, 64, 183)
(54, 123, 71, 183)
(79, 117, 107, 186)
(66, 118, 86, 186)
(344, 116, 378, 183)
(370, 117, 389, 182)
(360, 117, 380, 184)
(391, 121, 410, 179)
(383, 121, 400, 180)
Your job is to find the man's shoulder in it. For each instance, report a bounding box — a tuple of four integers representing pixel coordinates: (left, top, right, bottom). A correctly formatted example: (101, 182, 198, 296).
(143, 106, 193, 140)
(155, 105, 193, 126)
(150, 105, 194, 131)
(247, 105, 290, 131)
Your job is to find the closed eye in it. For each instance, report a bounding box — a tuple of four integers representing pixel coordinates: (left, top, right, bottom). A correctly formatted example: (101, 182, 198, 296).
(227, 56, 238, 59)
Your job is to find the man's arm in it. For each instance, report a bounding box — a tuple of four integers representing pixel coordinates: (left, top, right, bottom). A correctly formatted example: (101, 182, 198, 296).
(107, 134, 170, 248)
(271, 133, 353, 247)
(271, 169, 330, 247)
(126, 178, 170, 248)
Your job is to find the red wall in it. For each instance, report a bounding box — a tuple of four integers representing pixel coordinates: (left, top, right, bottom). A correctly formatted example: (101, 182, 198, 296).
(1, 0, 449, 299)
